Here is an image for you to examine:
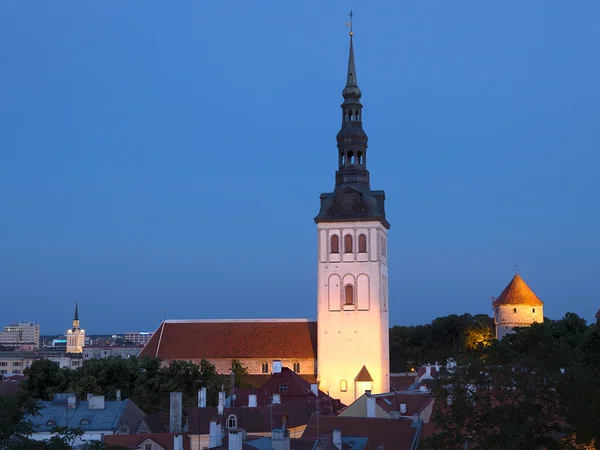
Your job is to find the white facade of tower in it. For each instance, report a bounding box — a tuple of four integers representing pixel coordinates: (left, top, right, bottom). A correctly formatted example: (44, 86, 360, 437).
(317, 220, 390, 405)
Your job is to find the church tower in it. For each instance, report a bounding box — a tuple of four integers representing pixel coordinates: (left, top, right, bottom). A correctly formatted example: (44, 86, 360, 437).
(66, 302, 85, 353)
(315, 31, 390, 405)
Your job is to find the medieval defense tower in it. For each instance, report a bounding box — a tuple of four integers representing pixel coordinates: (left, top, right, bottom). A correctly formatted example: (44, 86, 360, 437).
(493, 274, 544, 339)
(315, 30, 390, 405)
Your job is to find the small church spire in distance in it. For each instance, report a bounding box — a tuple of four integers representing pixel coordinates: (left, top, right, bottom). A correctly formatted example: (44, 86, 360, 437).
(74, 302, 79, 321)
(343, 11, 360, 101)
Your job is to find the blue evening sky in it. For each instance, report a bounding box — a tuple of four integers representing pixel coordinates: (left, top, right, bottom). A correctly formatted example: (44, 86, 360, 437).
(1, 1, 599, 335)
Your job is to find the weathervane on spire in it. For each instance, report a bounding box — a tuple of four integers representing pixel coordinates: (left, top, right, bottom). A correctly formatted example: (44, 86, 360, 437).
(346, 10, 354, 36)
(514, 264, 519, 274)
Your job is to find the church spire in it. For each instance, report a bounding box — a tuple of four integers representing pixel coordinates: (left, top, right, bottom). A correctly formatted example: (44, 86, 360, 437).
(72, 302, 80, 330)
(335, 28, 369, 187)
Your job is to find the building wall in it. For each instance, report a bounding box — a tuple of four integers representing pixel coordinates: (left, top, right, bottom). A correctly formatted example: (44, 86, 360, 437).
(124, 332, 154, 345)
(160, 357, 316, 376)
(316, 221, 390, 405)
(83, 346, 143, 360)
(494, 304, 544, 339)
(0, 352, 81, 375)
(66, 329, 85, 354)
(0, 322, 40, 348)
(339, 395, 388, 419)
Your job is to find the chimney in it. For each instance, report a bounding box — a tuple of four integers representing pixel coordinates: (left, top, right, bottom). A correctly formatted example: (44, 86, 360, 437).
(333, 429, 342, 450)
(248, 394, 257, 408)
(87, 393, 93, 401)
(198, 387, 207, 408)
(228, 429, 242, 450)
(67, 394, 76, 410)
(419, 385, 428, 393)
(88, 395, 105, 410)
(400, 403, 407, 414)
(116, 389, 121, 401)
(272, 360, 282, 373)
(272, 394, 281, 405)
(209, 421, 222, 448)
(366, 395, 376, 418)
(272, 429, 290, 450)
(425, 365, 431, 377)
(218, 390, 225, 415)
(170, 392, 182, 433)
(173, 434, 183, 450)
(310, 383, 318, 397)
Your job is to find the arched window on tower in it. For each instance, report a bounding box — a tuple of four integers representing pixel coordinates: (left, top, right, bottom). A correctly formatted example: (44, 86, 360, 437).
(330, 235, 339, 254)
(358, 234, 367, 253)
(347, 151, 354, 164)
(357, 151, 363, 164)
(344, 235, 353, 253)
(345, 284, 354, 305)
(340, 379, 348, 392)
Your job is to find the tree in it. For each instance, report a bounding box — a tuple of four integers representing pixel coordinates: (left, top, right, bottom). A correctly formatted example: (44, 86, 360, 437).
(23, 359, 69, 401)
(230, 359, 251, 389)
(426, 314, 600, 449)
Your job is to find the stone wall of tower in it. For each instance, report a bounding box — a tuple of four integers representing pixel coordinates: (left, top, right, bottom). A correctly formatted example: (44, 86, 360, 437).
(66, 329, 85, 354)
(317, 220, 390, 405)
(493, 304, 543, 339)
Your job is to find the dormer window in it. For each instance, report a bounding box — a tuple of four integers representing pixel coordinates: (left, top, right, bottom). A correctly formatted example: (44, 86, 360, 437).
(279, 383, 289, 393)
(227, 414, 237, 429)
(80, 418, 90, 426)
(46, 420, 56, 427)
(344, 235, 353, 253)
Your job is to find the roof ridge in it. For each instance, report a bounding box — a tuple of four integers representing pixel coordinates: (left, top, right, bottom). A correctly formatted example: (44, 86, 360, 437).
(163, 318, 315, 323)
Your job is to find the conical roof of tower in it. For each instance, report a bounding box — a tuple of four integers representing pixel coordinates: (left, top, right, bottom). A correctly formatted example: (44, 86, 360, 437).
(354, 365, 374, 382)
(492, 274, 543, 306)
(74, 302, 79, 321)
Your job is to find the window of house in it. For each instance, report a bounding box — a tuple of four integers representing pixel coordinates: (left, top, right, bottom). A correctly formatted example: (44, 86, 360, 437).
(330, 235, 339, 254)
(12, 370, 21, 374)
(358, 234, 367, 253)
(344, 235, 353, 253)
(12, 362, 21, 366)
(340, 379, 347, 392)
(293, 362, 300, 373)
(279, 383, 288, 393)
(80, 419, 90, 426)
(227, 414, 237, 429)
(261, 362, 269, 374)
(145, 443, 152, 450)
(0, 362, 7, 367)
(513, 308, 517, 313)
(0, 370, 7, 374)
(345, 284, 354, 305)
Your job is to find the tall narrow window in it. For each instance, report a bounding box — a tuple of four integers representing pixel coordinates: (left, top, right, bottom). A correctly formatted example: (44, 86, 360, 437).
(513, 308, 517, 313)
(227, 414, 237, 429)
(261, 362, 269, 374)
(344, 235, 353, 253)
(345, 284, 354, 305)
(358, 234, 367, 253)
(340, 379, 348, 392)
(330, 235, 339, 254)
(293, 362, 300, 373)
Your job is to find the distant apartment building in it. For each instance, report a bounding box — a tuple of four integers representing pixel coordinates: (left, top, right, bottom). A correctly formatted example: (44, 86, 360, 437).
(0, 322, 40, 349)
(82, 345, 143, 360)
(123, 332, 154, 345)
(0, 351, 82, 375)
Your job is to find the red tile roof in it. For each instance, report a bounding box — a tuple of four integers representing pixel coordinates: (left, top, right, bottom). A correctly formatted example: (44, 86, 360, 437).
(492, 274, 544, 306)
(390, 373, 418, 391)
(140, 319, 317, 360)
(302, 415, 420, 450)
(373, 392, 434, 415)
(104, 433, 190, 450)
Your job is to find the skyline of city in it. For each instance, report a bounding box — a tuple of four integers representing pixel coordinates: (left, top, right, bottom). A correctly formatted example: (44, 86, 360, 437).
(2, 1, 599, 334)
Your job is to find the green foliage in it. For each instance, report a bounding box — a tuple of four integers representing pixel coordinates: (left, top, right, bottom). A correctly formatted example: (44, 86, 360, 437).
(389, 313, 494, 371)
(230, 359, 251, 389)
(22, 356, 227, 414)
(425, 313, 600, 449)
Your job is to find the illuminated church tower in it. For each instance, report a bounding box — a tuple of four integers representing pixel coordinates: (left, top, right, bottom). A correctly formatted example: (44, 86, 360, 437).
(66, 302, 85, 353)
(315, 30, 390, 405)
